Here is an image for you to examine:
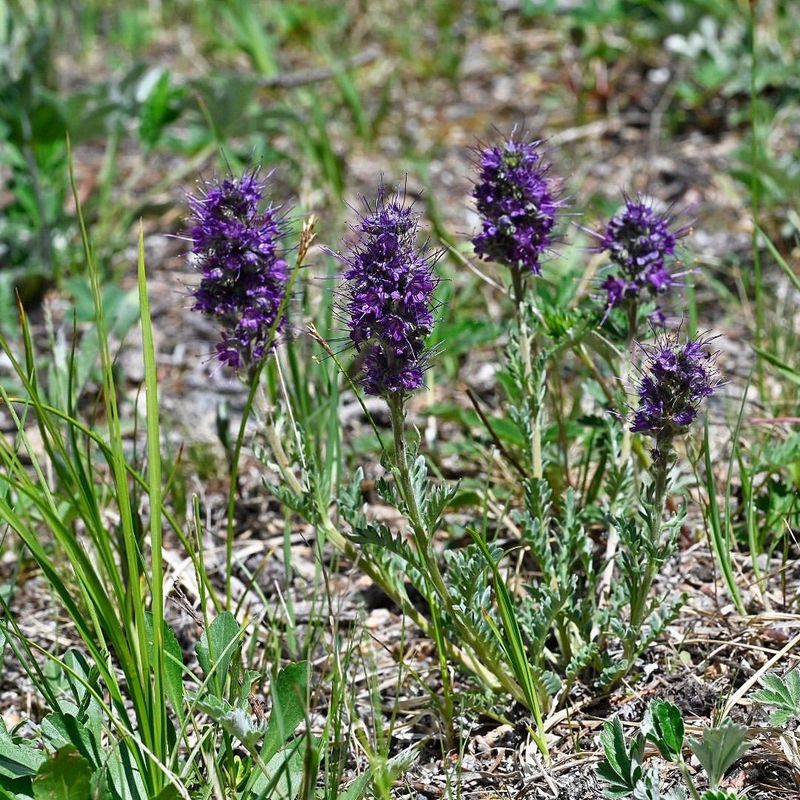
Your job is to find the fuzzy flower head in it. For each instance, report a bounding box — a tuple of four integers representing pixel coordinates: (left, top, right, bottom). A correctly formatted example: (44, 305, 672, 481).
(630, 335, 719, 441)
(472, 135, 563, 276)
(597, 195, 689, 313)
(336, 188, 439, 397)
(186, 170, 289, 369)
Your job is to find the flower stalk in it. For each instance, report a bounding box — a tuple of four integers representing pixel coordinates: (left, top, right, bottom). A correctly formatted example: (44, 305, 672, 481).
(625, 334, 720, 639)
(386, 394, 532, 710)
(472, 135, 563, 480)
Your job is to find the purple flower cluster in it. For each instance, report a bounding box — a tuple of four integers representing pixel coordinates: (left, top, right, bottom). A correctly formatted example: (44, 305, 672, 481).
(597, 196, 688, 314)
(337, 190, 438, 397)
(187, 171, 288, 369)
(631, 336, 718, 439)
(472, 136, 562, 276)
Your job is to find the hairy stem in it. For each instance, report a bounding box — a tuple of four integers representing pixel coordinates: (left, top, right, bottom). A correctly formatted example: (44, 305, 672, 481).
(679, 757, 702, 800)
(386, 394, 529, 706)
(629, 441, 671, 633)
(225, 361, 266, 609)
(511, 267, 543, 480)
(620, 303, 638, 463)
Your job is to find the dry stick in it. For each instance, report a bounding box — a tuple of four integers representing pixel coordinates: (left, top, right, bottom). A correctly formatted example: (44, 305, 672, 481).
(465, 387, 529, 481)
(255, 46, 381, 89)
(442, 243, 507, 294)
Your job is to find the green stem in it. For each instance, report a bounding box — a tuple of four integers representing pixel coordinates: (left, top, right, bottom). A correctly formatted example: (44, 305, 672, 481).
(386, 394, 529, 706)
(749, 0, 765, 398)
(629, 442, 670, 634)
(510, 267, 543, 480)
(225, 362, 265, 610)
(223, 223, 313, 609)
(386, 395, 459, 617)
(679, 757, 702, 800)
(598, 317, 639, 616)
(620, 305, 638, 463)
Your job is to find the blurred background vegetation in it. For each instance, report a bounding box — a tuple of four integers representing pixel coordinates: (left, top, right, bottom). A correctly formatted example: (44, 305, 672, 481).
(1, 0, 799, 411)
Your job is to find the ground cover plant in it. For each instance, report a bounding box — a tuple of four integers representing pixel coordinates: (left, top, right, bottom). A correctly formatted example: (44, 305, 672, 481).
(0, 1, 799, 798)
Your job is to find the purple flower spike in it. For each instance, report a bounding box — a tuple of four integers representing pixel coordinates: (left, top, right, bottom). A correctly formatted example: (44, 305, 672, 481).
(597, 195, 689, 314)
(337, 187, 439, 397)
(472, 135, 563, 276)
(186, 170, 289, 369)
(630, 335, 719, 439)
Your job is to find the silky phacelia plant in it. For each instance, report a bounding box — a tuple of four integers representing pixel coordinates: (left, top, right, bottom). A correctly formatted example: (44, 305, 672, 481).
(631, 335, 719, 442)
(336, 188, 439, 397)
(186, 170, 288, 369)
(597, 195, 689, 316)
(472, 135, 562, 278)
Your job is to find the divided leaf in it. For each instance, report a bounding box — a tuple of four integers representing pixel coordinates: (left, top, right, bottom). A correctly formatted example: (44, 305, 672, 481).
(751, 668, 800, 726)
(597, 719, 644, 798)
(642, 700, 684, 762)
(688, 721, 750, 789)
(632, 766, 686, 800)
(145, 613, 186, 722)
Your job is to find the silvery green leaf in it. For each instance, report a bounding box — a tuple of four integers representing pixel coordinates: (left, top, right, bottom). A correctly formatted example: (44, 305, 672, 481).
(219, 707, 268, 749)
(688, 721, 750, 789)
(751, 668, 800, 726)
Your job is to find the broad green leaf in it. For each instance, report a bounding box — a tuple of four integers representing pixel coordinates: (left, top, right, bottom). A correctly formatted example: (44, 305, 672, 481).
(0, 720, 45, 779)
(339, 773, 371, 800)
(642, 700, 684, 762)
(196, 611, 240, 696)
(151, 786, 181, 800)
(92, 740, 147, 800)
(249, 737, 308, 800)
(32, 746, 92, 800)
(701, 792, 741, 800)
(751, 668, 800, 726)
(153, 783, 181, 800)
(688, 721, 750, 789)
(145, 614, 186, 723)
(597, 719, 644, 798)
(262, 662, 309, 762)
(40, 714, 100, 769)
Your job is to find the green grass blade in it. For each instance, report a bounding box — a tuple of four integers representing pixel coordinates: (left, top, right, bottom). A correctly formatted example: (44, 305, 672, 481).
(703, 418, 745, 614)
(137, 224, 169, 770)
